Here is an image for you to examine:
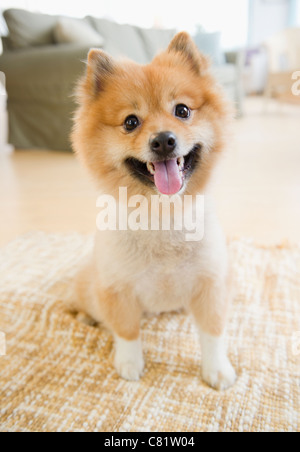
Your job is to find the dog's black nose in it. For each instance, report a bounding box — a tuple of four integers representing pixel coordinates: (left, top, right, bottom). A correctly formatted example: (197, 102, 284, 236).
(150, 132, 177, 156)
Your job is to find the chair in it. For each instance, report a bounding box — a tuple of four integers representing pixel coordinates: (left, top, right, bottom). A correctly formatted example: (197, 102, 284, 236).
(264, 28, 300, 104)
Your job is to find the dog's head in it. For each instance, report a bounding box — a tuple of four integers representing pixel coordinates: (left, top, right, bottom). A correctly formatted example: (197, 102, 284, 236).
(72, 32, 232, 197)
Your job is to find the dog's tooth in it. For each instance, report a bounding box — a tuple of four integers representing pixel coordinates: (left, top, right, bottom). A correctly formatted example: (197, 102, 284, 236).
(147, 162, 155, 175)
(177, 156, 184, 171)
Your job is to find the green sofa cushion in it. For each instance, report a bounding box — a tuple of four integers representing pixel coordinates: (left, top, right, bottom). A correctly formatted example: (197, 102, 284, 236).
(137, 27, 176, 61)
(88, 16, 148, 63)
(88, 16, 176, 64)
(54, 17, 104, 46)
(3, 8, 58, 49)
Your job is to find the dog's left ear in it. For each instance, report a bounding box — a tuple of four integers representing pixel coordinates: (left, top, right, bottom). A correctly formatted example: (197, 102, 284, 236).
(168, 32, 209, 75)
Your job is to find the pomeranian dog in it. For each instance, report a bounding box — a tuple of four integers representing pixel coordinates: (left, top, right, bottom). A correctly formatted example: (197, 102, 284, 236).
(71, 32, 236, 390)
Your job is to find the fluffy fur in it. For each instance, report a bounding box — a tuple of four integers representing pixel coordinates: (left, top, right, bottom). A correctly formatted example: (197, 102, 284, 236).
(71, 32, 236, 390)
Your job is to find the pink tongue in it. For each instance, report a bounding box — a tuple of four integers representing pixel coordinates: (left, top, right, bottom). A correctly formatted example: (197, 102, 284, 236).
(153, 158, 182, 195)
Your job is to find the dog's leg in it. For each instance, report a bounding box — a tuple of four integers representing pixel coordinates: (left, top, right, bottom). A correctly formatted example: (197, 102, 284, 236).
(189, 277, 236, 390)
(92, 286, 144, 381)
(113, 334, 144, 381)
(197, 328, 236, 391)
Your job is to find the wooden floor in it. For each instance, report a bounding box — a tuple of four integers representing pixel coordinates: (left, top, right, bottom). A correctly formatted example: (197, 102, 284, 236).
(0, 96, 300, 247)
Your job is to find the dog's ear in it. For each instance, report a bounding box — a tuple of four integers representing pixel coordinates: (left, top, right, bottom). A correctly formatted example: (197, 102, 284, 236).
(167, 32, 209, 75)
(86, 49, 116, 96)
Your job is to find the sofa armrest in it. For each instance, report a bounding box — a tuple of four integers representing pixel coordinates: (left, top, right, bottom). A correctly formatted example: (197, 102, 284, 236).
(0, 43, 92, 104)
(225, 50, 245, 73)
(0, 43, 93, 150)
(0, 37, 10, 52)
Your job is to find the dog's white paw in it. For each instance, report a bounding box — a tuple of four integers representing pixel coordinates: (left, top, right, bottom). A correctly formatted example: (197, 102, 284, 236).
(114, 358, 144, 381)
(202, 356, 236, 391)
(114, 336, 144, 381)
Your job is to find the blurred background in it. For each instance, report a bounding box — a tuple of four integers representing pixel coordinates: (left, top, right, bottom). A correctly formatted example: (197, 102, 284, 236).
(0, 0, 300, 245)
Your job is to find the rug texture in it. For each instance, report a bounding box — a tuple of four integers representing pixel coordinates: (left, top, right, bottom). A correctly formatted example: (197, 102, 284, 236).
(0, 232, 299, 432)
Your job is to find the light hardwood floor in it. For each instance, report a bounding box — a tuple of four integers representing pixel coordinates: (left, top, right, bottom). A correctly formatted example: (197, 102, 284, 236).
(0, 97, 299, 247)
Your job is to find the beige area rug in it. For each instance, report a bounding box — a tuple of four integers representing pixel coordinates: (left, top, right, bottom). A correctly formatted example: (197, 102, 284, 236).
(0, 232, 299, 432)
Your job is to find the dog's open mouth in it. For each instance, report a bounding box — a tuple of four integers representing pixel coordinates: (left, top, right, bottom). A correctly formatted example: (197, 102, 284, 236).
(125, 145, 201, 195)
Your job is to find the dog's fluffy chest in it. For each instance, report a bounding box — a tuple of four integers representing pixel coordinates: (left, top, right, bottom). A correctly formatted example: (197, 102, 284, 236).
(135, 232, 199, 312)
(95, 228, 202, 313)
(94, 199, 226, 314)
(134, 258, 198, 313)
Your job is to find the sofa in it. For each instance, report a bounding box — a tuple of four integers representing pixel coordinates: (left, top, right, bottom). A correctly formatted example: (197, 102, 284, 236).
(0, 9, 244, 151)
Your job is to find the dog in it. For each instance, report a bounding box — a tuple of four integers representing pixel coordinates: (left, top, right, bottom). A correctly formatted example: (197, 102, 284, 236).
(71, 32, 236, 390)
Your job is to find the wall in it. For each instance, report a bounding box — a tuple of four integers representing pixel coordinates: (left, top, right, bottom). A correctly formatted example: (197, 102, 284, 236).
(248, 0, 291, 46)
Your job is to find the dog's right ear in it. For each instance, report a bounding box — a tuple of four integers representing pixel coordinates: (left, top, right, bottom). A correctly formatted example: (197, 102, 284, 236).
(85, 49, 115, 96)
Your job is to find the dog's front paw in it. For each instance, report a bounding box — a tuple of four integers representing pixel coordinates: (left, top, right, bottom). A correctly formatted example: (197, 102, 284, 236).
(114, 358, 144, 381)
(114, 336, 144, 381)
(202, 357, 236, 391)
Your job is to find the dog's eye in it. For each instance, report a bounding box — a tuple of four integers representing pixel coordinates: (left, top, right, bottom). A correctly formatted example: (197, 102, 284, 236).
(175, 104, 191, 119)
(124, 115, 140, 132)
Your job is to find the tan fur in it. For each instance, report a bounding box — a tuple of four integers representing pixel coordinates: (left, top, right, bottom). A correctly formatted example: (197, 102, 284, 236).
(70, 32, 236, 388)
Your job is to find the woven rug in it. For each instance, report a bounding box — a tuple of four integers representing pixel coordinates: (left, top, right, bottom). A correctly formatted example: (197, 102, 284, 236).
(0, 232, 299, 432)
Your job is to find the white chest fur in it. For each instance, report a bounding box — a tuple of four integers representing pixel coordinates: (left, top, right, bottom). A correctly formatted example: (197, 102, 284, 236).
(94, 197, 227, 314)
